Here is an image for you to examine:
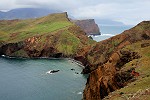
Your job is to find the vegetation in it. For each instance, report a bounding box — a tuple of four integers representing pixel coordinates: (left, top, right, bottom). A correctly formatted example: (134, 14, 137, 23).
(0, 13, 73, 43)
(133, 21, 150, 31)
(0, 12, 94, 57)
(104, 40, 150, 100)
(56, 31, 81, 55)
(10, 49, 29, 58)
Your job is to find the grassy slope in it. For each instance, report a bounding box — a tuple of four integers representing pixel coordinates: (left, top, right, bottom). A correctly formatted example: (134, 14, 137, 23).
(104, 40, 150, 100)
(0, 13, 95, 57)
(0, 13, 72, 42)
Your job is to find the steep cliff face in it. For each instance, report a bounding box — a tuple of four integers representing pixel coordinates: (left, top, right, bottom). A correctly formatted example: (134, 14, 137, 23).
(102, 40, 150, 100)
(82, 21, 150, 73)
(0, 12, 95, 58)
(83, 21, 150, 100)
(72, 19, 100, 35)
(83, 50, 141, 100)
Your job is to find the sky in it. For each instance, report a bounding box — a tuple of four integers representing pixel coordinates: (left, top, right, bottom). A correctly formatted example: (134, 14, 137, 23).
(0, 0, 150, 25)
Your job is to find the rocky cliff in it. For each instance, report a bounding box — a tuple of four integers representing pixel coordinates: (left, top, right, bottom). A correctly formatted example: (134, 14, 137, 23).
(83, 21, 150, 100)
(72, 19, 100, 35)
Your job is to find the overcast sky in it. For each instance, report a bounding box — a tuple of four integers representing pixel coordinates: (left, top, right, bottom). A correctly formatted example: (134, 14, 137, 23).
(0, 0, 150, 25)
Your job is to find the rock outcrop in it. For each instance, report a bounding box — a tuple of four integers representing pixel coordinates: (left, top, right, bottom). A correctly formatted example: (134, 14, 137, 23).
(83, 21, 150, 100)
(72, 19, 100, 35)
(83, 50, 140, 100)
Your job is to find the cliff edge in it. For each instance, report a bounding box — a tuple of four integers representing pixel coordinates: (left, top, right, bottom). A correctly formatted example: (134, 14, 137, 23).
(83, 21, 150, 100)
(72, 19, 100, 35)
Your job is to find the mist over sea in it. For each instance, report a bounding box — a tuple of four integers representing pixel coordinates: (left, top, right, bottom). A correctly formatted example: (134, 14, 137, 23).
(92, 25, 133, 41)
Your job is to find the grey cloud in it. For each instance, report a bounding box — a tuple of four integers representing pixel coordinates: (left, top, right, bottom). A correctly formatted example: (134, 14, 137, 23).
(0, 0, 149, 25)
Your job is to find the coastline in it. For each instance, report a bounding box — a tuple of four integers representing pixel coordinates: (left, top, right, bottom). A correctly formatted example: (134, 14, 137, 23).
(0, 55, 86, 69)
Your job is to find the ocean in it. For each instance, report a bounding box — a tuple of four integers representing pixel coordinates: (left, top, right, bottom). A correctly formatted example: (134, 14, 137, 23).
(0, 57, 87, 100)
(92, 25, 133, 41)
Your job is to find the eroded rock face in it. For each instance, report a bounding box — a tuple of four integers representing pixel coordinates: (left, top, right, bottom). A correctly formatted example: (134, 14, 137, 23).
(72, 19, 100, 35)
(83, 21, 150, 100)
(0, 42, 24, 56)
(83, 50, 140, 100)
(141, 42, 150, 48)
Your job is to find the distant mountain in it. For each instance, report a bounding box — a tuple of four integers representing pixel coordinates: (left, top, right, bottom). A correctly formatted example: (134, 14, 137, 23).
(0, 8, 61, 20)
(0, 8, 125, 26)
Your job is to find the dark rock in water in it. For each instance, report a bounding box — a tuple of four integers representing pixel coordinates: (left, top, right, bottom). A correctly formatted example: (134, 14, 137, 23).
(71, 68, 75, 71)
(46, 70, 60, 74)
(51, 70, 60, 73)
(75, 72, 79, 74)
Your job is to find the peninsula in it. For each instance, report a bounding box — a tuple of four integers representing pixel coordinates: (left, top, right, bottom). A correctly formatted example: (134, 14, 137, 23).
(0, 12, 150, 100)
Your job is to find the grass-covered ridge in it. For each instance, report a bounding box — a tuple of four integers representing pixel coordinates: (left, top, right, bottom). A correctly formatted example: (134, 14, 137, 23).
(0, 12, 95, 57)
(0, 12, 73, 43)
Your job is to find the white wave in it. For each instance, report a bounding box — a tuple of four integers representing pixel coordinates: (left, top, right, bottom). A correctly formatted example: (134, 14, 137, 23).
(1, 55, 15, 58)
(93, 35, 99, 37)
(46, 70, 53, 74)
(1, 55, 6, 57)
(101, 34, 115, 36)
(77, 92, 82, 94)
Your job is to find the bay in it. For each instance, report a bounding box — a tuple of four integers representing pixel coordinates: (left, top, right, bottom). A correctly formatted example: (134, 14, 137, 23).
(0, 57, 87, 100)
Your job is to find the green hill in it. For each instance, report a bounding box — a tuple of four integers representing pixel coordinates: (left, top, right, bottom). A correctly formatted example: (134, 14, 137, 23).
(0, 13, 72, 42)
(0, 12, 95, 57)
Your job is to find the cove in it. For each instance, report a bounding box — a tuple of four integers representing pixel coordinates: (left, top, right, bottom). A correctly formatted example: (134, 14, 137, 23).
(0, 57, 88, 100)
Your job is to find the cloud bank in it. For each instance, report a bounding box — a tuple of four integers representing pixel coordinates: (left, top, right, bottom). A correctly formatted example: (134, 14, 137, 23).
(0, 0, 150, 25)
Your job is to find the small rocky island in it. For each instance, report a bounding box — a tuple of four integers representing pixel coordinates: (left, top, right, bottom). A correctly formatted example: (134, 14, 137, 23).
(0, 12, 150, 100)
(46, 70, 60, 74)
